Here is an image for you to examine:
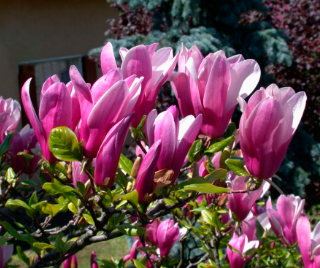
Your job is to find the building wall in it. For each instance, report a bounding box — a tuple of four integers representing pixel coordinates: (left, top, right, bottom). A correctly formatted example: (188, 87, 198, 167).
(0, 0, 117, 102)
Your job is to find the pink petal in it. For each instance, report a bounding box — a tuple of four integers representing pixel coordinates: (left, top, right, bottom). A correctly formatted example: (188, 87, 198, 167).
(297, 215, 312, 268)
(145, 109, 157, 145)
(91, 68, 123, 103)
(40, 75, 60, 101)
(100, 42, 117, 75)
(94, 114, 132, 187)
(226, 60, 261, 112)
(153, 111, 176, 170)
(121, 45, 152, 89)
(172, 114, 202, 181)
(85, 81, 129, 157)
(21, 79, 45, 152)
(135, 140, 162, 203)
(202, 53, 230, 134)
(170, 72, 195, 118)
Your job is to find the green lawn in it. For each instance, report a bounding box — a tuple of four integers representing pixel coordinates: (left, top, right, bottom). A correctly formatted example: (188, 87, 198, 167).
(10, 236, 129, 267)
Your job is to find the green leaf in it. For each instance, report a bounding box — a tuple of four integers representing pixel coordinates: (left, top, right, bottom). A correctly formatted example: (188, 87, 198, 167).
(136, 115, 146, 131)
(205, 169, 228, 183)
(68, 202, 78, 214)
(116, 168, 128, 189)
(5, 167, 16, 186)
(134, 259, 148, 268)
(76, 181, 86, 197)
(106, 213, 125, 230)
(55, 162, 69, 181)
(43, 181, 77, 195)
(0, 132, 14, 156)
(0, 237, 8, 247)
(118, 224, 146, 236)
(119, 154, 133, 175)
(137, 247, 158, 255)
(16, 246, 30, 266)
(83, 213, 95, 225)
(42, 203, 65, 216)
(62, 237, 79, 254)
(49, 127, 82, 162)
(30, 201, 48, 212)
(5, 199, 30, 212)
(113, 189, 138, 206)
(223, 122, 237, 138)
(54, 233, 64, 253)
(204, 136, 235, 156)
(0, 221, 27, 242)
(17, 152, 34, 167)
(201, 210, 216, 226)
(225, 159, 251, 177)
(174, 177, 230, 194)
(28, 192, 38, 207)
(33, 242, 56, 251)
(188, 140, 204, 162)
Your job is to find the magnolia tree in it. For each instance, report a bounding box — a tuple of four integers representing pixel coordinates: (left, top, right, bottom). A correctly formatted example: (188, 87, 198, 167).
(0, 42, 317, 268)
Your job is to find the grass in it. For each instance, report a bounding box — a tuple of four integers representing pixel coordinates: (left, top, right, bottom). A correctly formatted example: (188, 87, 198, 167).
(10, 236, 130, 267)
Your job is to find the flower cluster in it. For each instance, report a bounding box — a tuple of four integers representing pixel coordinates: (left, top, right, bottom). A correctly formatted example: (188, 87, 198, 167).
(0, 41, 316, 268)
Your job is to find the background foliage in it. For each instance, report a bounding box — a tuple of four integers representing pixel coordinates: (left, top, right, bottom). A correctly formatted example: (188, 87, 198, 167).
(90, 0, 320, 206)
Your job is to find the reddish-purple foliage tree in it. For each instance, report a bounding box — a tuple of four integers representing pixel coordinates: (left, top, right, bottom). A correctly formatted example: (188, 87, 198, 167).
(263, 0, 320, 141)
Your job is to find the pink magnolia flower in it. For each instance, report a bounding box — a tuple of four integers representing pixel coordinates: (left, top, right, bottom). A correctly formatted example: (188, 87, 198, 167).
(94, 114, 133, 187)
(297, 215, 320, 268)
(0, 244, 13, 268)
(0, 97, 21, 143)
(227, 215, 259, 268)
(21, 76, 72, 163)
(266, 195, 305, 246)
(91, 251, 99, 268)
(238, 84, 307, 179)
(0, 226, 13, 268)
(63, 254, 77, 268)
(123, 238, 140, 262)
(134, 140, 162, 203)
(69, 65, 142, 158)
(145, 106, 202, 182)
(228, 173, 270, 221)
(157, 219, 185, 258)
(9, 124, 39, 174)
(145, 219, 160, 246)
(113, 43, 178, 127)
(171, 44, 260, 139)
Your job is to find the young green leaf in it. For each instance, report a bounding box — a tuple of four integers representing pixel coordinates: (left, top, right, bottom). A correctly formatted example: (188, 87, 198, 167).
(204, 136, 235, 156)
(5, 199, 31, 212)
(5, 167, 16, 186)
(174, 177, 230, 194)
(0, 221, 27, 242)
(188, 140, 204, 162)
(205, 169, 228, 183)
(118, 224, 146, 236)
(134, 260, 148, 268)
(43, 181, 78, 195)
(225, 159, 251, 177)
(33, 242, 56, 251)
(119, 154, 133, 175)
(49, 127, 82, 162)
(16, 246, 30, 266)
(113, 189, 139, 206)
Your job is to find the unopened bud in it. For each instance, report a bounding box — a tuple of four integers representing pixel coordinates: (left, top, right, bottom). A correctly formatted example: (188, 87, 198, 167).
(131, 155, 142, 178)
(217, 193, 228, 207)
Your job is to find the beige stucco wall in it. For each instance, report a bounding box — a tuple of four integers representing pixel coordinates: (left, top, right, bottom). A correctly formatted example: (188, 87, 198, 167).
(0, 0, 117, 102)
